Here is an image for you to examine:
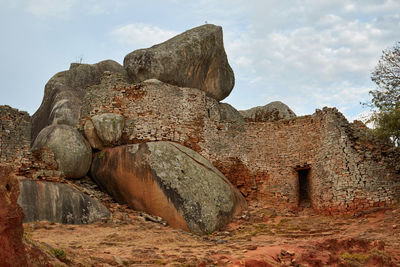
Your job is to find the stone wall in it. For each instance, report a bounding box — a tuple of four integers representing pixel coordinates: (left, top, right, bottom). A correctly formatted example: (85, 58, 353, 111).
(313, 110, 400, 214)
(0, 105, 61, 180)
(78, 74, 400, 214)
(0, 106, 31, 170)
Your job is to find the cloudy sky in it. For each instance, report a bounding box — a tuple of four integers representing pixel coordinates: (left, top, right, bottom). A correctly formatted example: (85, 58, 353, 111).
(1, 0, 399, 121)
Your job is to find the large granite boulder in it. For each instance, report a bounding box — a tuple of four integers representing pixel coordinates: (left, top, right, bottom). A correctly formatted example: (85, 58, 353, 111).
(32, 125, 92, 179)
(84, 119, 105, 150)
(91, 113, 125, 146)
(31, 60, 128, 143)
(0, 165, 28, 266)
(18, 178, 110, 224)
(239, 101, 296, 122)
(91, 141, 246, 234)
(218, 103, 244, 123)
(123, 24, 234, 101)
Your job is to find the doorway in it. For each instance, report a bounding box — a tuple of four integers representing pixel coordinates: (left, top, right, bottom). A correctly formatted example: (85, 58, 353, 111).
(297, 168, 311, 208)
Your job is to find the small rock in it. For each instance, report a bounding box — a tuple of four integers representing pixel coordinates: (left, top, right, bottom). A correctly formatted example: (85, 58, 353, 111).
(114, 255, 123, 266)
(246, 245, 258, 250)
(215, 238, 227, 244)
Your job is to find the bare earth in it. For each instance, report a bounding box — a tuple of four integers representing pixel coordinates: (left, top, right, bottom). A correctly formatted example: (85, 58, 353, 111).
(25, 199, 400, 267)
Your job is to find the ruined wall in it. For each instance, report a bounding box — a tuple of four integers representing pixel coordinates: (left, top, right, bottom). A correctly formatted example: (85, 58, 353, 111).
(313, 110, 400, 213)
(2, 74, 399, 214)
(78, 74, 400, 214)
(0, 105, 60, 180)
(0, 106, 31, 170)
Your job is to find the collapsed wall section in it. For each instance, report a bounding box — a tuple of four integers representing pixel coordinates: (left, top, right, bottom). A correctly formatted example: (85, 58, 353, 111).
(313, 109, 400, 214)
(207, 108, 400, 213)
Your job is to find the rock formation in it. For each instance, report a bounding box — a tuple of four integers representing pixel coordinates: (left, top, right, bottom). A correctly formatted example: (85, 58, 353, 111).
(0, 165, 52, 266)
(91, 142, 246, 234)
(0, 23, 399, 242)
(18, 178, 110, 224)
(90, 113, 125, 146)
(0, 164, 28, 266)
(32, 125, 92, 179)
(218, 103, 244, 123)
(239, 101, 296, 122)
(123, 24, 234, 101)
(31, 60, 128, 142)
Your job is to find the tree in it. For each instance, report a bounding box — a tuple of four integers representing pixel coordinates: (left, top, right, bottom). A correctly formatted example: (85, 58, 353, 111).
(367, 42, 400, 144)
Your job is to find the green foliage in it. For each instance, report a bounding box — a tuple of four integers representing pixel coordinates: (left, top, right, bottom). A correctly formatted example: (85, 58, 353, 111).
(369, 105, 400, 143)
(50, 248, 70, 263)
(341, 252, 370, 265)
(366, 42, 400, 143)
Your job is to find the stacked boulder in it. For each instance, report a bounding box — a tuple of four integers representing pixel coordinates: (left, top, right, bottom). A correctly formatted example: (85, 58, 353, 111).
(30, 24, 246, 234)
(239, 101, 296, 122)
(123, 24, 235, 101)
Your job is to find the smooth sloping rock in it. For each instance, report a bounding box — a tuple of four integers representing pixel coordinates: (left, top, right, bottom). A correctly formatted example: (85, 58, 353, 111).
(91, 141, 246, 234)
(17, 178, 110, 224)
(31, 60, 128, 143)
(239, 101, 296, 122)
(219, 103, 244, 123)
(123, 24, 234, 101)
(0, 164, 28, 266)
(91, 113, 125, 146)
(32, 125, 92, 179)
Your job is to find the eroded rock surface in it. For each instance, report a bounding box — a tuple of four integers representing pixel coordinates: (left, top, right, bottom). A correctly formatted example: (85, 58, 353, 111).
(91, 113, 125, 146)
(239, 101, 296, 122)
(123, 24, 234, 101)
(18, 178, 110, 224)
(31, 60, 128, 142)
(0, 164, 28, 266)
(91, 141, 246, 234)
(218, 103, 244, 123)
(32, 125, 92, 179)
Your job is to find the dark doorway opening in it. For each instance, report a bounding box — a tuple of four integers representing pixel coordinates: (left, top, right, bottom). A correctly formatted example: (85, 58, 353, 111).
(298, 169, 311, 208)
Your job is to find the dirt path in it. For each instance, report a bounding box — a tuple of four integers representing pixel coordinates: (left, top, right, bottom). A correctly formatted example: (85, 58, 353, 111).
(25, 201, 400, 266)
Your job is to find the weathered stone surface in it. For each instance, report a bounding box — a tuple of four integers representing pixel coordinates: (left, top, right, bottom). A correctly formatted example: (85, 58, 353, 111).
(91, 113, 125, 146)
(18, 178, 110, 224)
(84, 119, 104, 150)
(0, 164, 28, 266)
(78, 72, 400, 213)
(31, 60, 128, 143)
(0, 165, 53, 266)
(218, 103, 244, 123)
(0, 106, 31, 169)
(123, 24, 234, 101)
(32, 125, 92, 179)
(91, 141, 246, 234)
(239, 101, 296, 122)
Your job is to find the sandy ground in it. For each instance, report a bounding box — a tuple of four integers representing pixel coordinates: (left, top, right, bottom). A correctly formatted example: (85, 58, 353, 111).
(24, 199, 400, 267)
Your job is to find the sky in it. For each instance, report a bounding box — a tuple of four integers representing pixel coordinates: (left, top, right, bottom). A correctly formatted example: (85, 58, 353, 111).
(1, 0, 399, 122)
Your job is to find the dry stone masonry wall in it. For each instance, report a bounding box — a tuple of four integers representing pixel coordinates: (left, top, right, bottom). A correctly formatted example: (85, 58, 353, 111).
(0, 106, 31, 170)
(1, 24, 399, 220)
(76, 74, 400, 214)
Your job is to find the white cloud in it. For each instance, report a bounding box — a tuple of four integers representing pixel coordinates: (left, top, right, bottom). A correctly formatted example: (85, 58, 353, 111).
(82, 0, 124, 15)
(111, 24, 178, 49)
(222, 0, 400, 120)
(26, 0, 77, 18)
